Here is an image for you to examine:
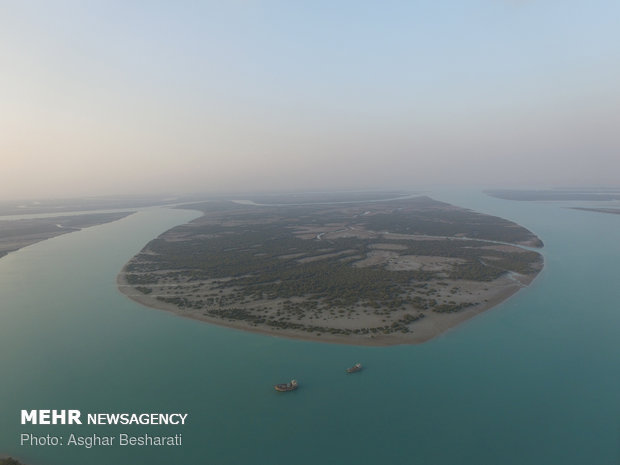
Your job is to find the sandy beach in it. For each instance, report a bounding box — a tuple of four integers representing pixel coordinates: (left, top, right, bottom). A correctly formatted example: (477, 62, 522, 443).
(117, 270, 539, 346)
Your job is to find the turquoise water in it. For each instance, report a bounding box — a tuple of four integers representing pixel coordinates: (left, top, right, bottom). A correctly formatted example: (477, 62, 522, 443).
(1, 192, 620, 465)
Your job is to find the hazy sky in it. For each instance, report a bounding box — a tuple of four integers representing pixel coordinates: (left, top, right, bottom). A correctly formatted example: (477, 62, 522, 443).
(2, 1, 619, 200)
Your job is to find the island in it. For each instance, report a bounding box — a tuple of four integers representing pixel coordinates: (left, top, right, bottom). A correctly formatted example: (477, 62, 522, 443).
(118, 196, 543, 345)
(0, 212, 134, 259)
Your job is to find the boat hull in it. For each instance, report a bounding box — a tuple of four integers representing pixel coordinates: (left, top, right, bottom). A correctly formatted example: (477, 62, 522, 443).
(346, 364, 362, 373)
(274, 380, 298, 392)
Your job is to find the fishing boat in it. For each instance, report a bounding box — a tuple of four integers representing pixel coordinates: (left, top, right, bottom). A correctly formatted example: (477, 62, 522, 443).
(346, 363, 362, 373)
(274, 379, 298, 392)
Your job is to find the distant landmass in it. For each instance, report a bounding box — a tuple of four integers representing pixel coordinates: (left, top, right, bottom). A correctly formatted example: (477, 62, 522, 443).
(233, 190, 410, 205)
(119, 195, 543, 345)
(486, 189, 620, 201)
(0, 191, 409, 216)
(571, 207, 620, 215)
(0, 212, 134, 259)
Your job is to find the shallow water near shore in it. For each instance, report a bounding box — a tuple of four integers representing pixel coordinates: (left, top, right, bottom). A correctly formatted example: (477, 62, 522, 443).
(1, 191, 620, 465)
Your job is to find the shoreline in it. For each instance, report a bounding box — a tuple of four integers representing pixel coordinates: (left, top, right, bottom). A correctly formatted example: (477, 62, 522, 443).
(0, 212, 135, 260)
(117, 269, 540, 346)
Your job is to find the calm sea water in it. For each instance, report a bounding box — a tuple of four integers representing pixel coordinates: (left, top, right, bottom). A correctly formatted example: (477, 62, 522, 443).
(1, 191, 620, 465)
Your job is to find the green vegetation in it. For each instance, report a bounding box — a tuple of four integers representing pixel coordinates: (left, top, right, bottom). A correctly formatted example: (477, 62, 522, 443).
(360, 204, 543, 245)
